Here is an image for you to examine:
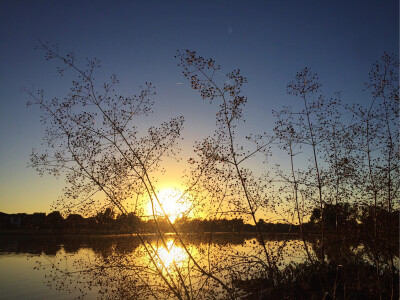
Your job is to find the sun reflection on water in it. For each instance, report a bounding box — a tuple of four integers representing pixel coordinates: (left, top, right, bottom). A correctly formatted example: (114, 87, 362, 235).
(155, 240, 188, 269)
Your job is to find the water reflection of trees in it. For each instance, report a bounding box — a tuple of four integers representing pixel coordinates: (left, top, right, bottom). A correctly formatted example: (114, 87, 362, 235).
(3, 234, 396, 299)
(0, 234, 264, 256)
(0, 235, 141, 257)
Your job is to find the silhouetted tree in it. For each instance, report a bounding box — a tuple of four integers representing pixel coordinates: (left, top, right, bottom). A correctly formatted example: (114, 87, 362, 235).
(66, 213, 85, 231)
(26, 42, 234, 300)
(46, 211, 64, 230)
(177, 49, 277, 281)
(95, 208, 115, 229)
(309, 203, 358, 231)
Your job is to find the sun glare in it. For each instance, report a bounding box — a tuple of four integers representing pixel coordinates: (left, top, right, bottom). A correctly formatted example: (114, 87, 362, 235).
(156, 240, 187, 269)
(147, 187, 191, 222)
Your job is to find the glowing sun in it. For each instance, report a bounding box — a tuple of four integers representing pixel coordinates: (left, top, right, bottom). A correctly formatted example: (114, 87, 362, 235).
(147, 187, 191, 222)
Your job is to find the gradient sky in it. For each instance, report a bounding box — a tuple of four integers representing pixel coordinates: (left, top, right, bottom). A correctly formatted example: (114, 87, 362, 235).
(0, 0, 398, 214)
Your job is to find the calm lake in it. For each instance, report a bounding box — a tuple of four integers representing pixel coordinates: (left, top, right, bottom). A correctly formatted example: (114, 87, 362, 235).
(0, 233, 397, 299)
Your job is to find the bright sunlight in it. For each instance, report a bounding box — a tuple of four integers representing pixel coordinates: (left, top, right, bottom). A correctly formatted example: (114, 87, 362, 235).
(155, 240, 188, 269)
(147, 187, 191, 222)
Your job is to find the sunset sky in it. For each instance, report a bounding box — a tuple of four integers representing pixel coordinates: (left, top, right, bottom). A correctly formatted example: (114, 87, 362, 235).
(0, 0, 398, 214)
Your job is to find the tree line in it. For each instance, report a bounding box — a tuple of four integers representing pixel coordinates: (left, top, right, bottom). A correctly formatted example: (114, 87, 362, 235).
(1, 203, 397, 235)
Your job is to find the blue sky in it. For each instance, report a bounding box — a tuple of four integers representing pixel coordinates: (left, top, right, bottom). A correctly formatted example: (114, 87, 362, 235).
(0, 0, 398, 213)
